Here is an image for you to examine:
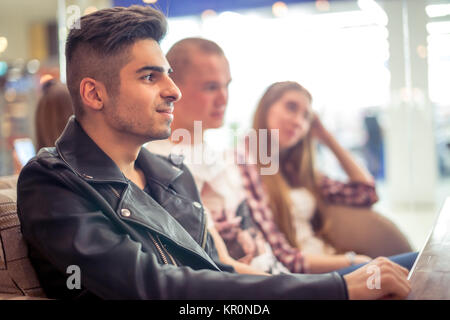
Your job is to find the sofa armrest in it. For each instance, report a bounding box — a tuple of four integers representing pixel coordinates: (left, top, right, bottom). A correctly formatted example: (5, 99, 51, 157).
(0, 175, 18, 191)
(0, 184, 47, 299)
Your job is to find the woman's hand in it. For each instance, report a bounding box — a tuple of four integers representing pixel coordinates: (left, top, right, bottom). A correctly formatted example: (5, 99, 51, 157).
(350, 254, 373, 266)
(310, 113, 375, 184)
(303, 253, 372, 273)
(309, 113, 331, 145)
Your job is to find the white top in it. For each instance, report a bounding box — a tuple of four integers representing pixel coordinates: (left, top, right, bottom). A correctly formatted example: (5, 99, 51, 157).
(290, 188, 336, 255)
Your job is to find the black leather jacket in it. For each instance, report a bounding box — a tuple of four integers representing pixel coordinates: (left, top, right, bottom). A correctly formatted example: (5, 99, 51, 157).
(17, 117, 348, 299)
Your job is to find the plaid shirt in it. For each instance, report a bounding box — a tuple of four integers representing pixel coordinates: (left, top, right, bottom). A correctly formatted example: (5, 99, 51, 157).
(237, 161, 378, 274)
(320, 175, 378, 207)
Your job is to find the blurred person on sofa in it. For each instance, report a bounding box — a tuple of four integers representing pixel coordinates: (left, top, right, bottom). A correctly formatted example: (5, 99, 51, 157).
(35, 79, 73, 151)
(148, 38, 416, 275)
(13, 80, 73, 173)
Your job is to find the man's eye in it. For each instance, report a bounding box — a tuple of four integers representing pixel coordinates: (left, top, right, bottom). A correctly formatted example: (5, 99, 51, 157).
(204, 84, 219, 91)
(143, 74, 154, 81)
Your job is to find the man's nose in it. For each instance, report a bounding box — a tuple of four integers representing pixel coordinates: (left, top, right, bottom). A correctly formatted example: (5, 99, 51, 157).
(215, 88, 228, 106)
(161, 76, 182, 103)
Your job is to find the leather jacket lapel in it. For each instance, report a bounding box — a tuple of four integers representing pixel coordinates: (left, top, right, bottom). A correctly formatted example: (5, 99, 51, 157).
(55, 116, 127, 183)
(118, 182, 217, 267)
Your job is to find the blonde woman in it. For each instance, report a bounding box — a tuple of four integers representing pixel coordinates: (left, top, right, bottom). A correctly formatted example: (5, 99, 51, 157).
(242, 81, 417, 274)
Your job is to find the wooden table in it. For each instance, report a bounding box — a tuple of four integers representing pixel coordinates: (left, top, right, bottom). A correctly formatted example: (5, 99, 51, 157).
(407, 197, 450, 299)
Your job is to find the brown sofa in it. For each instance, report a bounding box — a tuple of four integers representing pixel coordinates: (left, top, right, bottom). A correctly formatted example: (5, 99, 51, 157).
(0, 175, 46, 300)
(318, 204, 413, 258)
(0, 174, 412, 300)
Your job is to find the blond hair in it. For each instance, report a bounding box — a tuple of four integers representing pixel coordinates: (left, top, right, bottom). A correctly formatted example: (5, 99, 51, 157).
(253, 81, 326, 248)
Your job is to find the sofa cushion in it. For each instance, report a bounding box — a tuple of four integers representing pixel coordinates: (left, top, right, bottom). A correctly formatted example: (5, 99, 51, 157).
(0, 175, 19, 191)
(0, 176, 46, 299)
(318, 204, 413, 258)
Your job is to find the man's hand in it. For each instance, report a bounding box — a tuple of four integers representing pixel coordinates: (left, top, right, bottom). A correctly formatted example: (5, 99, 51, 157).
(343, 257, 411, 300)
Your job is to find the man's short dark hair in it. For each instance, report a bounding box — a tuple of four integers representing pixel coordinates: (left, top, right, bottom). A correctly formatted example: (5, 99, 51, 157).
(166, 38, 225, 84)
(65, 5, 167, 119)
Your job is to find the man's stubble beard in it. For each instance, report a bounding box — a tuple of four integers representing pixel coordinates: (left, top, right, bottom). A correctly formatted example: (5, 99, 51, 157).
(152, 100, 174, 141)
(106, 97, 172, 142)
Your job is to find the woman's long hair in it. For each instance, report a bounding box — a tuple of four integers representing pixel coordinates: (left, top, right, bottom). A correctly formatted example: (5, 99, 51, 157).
(35, 80, 73, 151)
(253, 81, 324, 248)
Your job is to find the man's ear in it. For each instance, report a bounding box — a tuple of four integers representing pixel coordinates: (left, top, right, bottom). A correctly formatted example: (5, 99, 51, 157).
(79, 77, 106, 111)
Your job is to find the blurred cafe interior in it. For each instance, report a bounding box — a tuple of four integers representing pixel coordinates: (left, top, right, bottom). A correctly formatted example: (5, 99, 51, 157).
(0, 0, 449, 251)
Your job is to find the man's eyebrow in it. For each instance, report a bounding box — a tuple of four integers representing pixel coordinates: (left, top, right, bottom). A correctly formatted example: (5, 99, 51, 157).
(136, 66, 173, 74)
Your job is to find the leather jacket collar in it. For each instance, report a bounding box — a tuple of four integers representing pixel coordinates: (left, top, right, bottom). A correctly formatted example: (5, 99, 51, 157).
(55, 116, 182, 186)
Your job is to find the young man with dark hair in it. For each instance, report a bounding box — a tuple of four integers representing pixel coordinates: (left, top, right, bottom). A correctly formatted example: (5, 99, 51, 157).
(17, 6, 410, 300)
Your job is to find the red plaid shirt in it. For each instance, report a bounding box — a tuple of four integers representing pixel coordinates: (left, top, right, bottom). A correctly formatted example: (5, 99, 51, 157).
(237, 162, 378, 274)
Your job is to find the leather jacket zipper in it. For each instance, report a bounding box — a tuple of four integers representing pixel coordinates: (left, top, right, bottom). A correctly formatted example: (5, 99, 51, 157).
(148, 232, 177, 266)
(158, 236, 178, 266)
(108, 185, 121, 198)
(148, 232, 168, 264)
